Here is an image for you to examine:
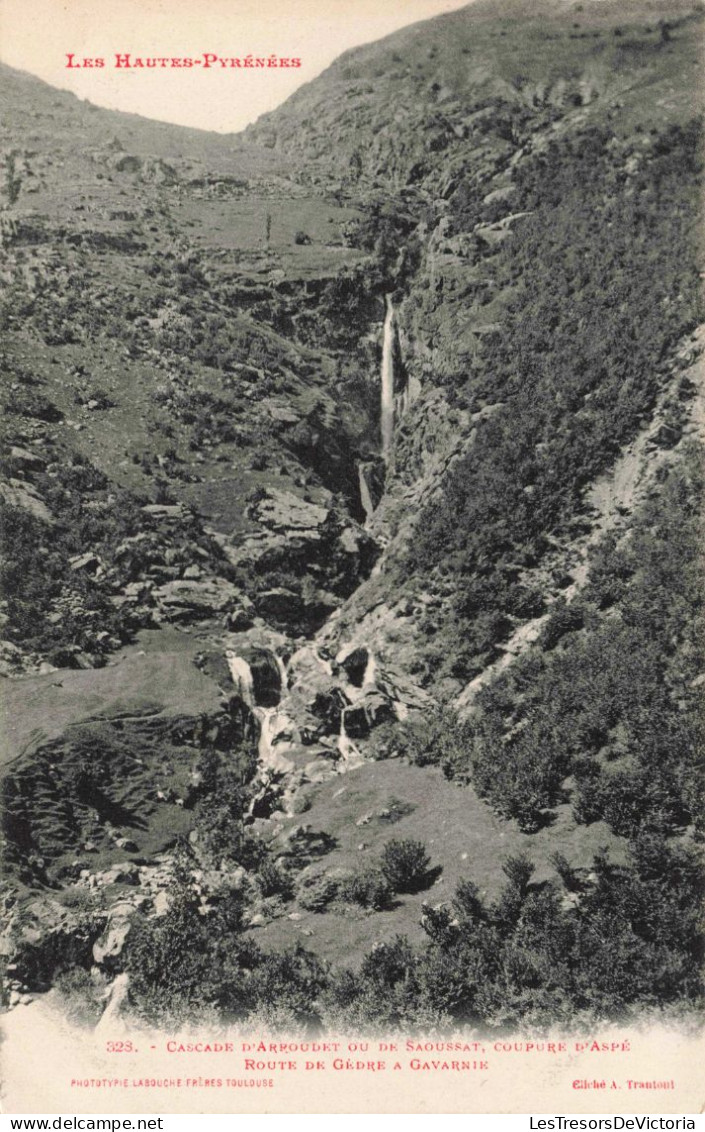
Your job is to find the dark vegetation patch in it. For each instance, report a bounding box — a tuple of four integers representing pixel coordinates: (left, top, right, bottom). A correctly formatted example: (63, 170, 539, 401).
(2, 713, 255, 885)
(112, 832, 703, 1032)
(395, 450, 704, 838)
(409, 120, 703, 680)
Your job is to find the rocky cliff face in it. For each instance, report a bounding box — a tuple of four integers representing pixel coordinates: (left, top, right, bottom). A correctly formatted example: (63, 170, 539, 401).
(1, 0, 703, 1030)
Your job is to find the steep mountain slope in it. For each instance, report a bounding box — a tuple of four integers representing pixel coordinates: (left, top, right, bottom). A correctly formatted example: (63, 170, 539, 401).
(1, 0, 703, 1033)
(248, 0, 702, 176)
(246, 0, 705, 692)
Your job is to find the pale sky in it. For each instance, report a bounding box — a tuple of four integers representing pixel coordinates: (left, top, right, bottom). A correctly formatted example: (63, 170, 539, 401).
(0, 0, 470, 132)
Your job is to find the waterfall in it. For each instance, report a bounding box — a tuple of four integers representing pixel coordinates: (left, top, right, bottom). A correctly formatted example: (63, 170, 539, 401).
(95, 973, 130, 1031)
(358, 463, 375, 522)
(256, 707, 278, 763)
(225, 651, 255, 709)
(226, 650, 295, 769)
(254, 706, 297, 772)
(274, 653, 289, 694)
(381, 293, 396, 461)
(362, 651, 377, 688)
(338, 713, 360, 762)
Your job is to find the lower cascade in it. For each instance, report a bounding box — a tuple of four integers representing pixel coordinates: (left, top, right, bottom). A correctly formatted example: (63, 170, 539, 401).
(358, 462, 376, 521)
(274, 653, 289, 694)
(225, 641, 390, 783)
(255, 707, 297, 770)
(225, 651, 256, 709)
(337, 713, 361, 762)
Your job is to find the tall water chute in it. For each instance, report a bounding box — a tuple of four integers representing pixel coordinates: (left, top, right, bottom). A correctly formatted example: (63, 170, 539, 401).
(381, 293, 396, 461)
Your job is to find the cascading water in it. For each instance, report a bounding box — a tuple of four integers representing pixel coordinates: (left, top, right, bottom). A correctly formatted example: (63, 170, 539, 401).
(381, 293, 396, 462)
(227, 650, 295, 771)
(226, 644, 369, 774)
(274, 653, 289, 694)
(358, 464, 375, 522)
(225, 651, 255, 709)
(362, 651, 377, 688)
(338, 713, 361, 763)
(257, 709, 286, 763)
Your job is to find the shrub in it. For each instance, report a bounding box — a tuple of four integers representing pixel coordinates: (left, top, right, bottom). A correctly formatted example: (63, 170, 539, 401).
(256, 860, 294, 901)
(338, 868, 393, 910)
(539, 602, 585, 651)
(380, 839, 433, 893)
(58, 886, 101, 913)
(397, 707, 473, 778)
(298, 873, 340, 912)
(54, 967, 104, 1026)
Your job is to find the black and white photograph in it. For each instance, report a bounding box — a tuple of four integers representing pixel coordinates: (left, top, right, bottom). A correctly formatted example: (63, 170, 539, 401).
(0, 0, 703, 1115)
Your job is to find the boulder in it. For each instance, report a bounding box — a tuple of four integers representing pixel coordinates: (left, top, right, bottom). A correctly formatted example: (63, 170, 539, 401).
(244, 648, 285, 707)
(287, 647, 347, 721)
(302, 759, 337, 784)
(152, 578, 240, 622)
(9, 446, 47, 471)
(153, 891, 170, 917)
(97, 862, 140, 887)
(337, 526, 379, 583)
(69, 552, 102, 573)
(0, 480, 52, 522)
(309, 688, 348, 732)
(336, 645, 372, 688)
(249, 489, 329, 537)
(140, 503, 186, 519)
(283, 790, 311, 816)
(288, 645, 335, 687)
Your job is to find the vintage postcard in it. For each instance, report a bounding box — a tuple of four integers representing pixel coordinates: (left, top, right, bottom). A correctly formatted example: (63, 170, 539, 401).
(0, 0, 703, 1115)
